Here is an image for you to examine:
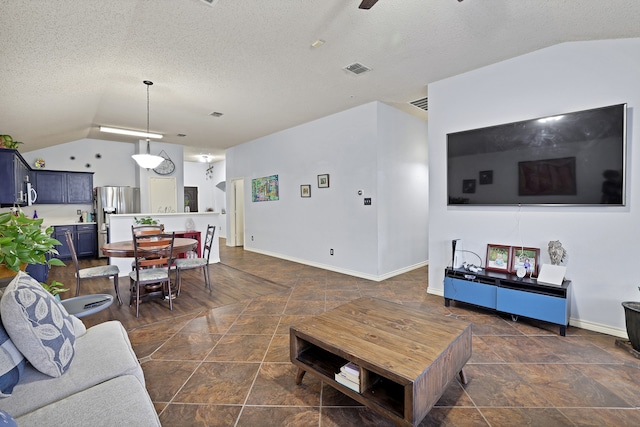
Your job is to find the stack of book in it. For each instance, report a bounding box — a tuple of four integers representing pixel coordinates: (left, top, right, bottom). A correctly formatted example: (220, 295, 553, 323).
(334, 362, 360, 392)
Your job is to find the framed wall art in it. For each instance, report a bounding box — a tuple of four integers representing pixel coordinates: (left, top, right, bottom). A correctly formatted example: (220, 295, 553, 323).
(318, 174, 330, 188)
(510, 247, 540, 276)
(300, 184, 311, 198)
(251, 174, 279, 202)
(485, 244, 511, 272)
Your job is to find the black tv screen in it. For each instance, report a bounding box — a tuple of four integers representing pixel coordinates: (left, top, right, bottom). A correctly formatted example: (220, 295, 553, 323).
(447, 103, 627, 206)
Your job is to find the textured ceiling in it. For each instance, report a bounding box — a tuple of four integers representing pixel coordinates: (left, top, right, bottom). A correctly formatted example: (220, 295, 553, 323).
(1, 0, 640, 162)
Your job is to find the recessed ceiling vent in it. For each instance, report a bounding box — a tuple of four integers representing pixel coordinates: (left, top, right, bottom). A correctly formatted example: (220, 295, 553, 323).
(344, 62, 371, 75)
(209, 112, 224, 117)
(410, 97, 428, 111)
(200, 0, 219, 6)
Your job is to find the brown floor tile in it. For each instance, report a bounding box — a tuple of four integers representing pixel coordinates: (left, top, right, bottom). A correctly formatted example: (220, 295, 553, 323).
(207, 334, 272, 362)
(174, 361, 260, 404)
(480, 408, 572, 427)
(265, 334, 291, 362)
(153, 332, 222, 361)
(478, 335, 564, 363)
(558, 408, 640, 426)
(246, 363, 321, 406)
(419, 407, 489, 427)
(237, 406, 320, 426)
(462, 364, 553, 407)
(514, 363, 632, 408)
(180, 311, 240, 334)
(285, 299, 326, 315)
(226, 314, 281, 335)
(159, 404, 242, 426)
(142, 360, 202, 402)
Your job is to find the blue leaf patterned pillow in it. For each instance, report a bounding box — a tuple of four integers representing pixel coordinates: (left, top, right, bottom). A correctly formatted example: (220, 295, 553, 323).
(0, 272, 76, 378)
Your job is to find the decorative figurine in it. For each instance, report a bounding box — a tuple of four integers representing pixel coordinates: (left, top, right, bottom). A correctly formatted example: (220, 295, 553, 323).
(548, 240, 567, 265)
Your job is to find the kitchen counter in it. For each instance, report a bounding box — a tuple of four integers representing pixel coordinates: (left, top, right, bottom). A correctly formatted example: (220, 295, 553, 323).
(41, 220, 97, 228)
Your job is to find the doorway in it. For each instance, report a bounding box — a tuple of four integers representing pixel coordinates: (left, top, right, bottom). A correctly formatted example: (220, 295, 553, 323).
(228, 178, 245, 247)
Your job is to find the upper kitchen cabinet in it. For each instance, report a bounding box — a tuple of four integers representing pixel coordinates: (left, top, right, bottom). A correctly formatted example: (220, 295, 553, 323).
(0, 148, 31, 206)
(34, 170, 94, 204)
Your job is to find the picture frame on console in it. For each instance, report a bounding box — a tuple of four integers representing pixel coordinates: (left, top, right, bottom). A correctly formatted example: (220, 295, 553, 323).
(486, 244, 511, 272)
(510, 247, 540, 276)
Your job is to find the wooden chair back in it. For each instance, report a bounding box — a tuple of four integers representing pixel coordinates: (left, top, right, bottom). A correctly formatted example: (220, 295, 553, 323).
(131, 231, 176, 270)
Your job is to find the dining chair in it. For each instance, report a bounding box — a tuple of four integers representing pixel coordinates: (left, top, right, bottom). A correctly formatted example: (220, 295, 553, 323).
(129, 230, 176, 317)
(130, 225, 165, 269)
(65, 231, 122, 304)
(174, 225, 216, 294)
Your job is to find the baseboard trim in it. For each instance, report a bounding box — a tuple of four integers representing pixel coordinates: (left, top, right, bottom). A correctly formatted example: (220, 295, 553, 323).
(243, 247, 427, 282)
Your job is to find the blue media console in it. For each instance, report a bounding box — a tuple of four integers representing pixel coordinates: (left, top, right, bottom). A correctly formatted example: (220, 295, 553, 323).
(444, 267, 571, 336)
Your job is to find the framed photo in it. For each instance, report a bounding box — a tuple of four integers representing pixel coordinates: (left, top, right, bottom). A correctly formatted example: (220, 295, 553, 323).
(486, 244, 511, 272)
(510, 247, 540, 276)
(479, 170, 493, 185)
(300, 184, 311, 198)
(318, 174, 330, 188)
(462, 179, 476, 194)
(518, 157, 576, 196)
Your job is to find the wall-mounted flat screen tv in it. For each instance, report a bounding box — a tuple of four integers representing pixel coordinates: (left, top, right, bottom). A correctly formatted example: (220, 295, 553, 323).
(447, 103, 627, 206)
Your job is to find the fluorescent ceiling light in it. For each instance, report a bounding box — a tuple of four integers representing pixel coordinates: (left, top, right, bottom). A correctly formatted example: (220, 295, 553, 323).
(100, 126, 163, 139)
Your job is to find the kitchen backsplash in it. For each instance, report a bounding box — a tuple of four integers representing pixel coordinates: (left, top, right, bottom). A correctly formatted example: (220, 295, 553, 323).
(0, 204, 94, 226)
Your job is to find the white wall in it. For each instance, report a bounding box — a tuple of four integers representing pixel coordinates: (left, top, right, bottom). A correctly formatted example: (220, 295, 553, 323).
(427, 38, 640, 337)
(183, 159, 227, 238)
(226, 101, 428, 280)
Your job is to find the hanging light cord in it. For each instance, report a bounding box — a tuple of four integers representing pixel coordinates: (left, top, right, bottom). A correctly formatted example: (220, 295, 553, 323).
(144, 80, 153, 154)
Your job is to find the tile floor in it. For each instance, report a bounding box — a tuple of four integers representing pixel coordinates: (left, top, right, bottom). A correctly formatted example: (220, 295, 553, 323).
(57, 242, 640, 426)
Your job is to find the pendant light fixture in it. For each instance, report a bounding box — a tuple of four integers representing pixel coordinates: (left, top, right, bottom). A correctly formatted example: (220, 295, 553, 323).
(131, 80, 164, 169)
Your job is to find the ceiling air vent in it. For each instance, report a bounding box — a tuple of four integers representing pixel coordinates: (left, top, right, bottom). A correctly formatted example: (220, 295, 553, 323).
(209, 112, 224, 117)
(410, 97, 428, 111)
(200, 0, 219, 6)
(344, 62, 371, 75)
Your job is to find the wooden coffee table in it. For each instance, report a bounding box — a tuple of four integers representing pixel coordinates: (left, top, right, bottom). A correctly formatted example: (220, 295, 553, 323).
(290, 297, 472, 427)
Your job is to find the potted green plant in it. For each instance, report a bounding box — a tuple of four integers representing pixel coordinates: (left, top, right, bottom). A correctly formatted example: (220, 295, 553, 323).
(0, 211, 66, 279)
(41, 280, 69, 299)
(0, 134, 24, 149)
(133, 216, 159, 225)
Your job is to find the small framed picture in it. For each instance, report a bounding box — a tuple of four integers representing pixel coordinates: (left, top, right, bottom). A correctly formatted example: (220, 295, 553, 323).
(479, 170, 493, 185)
(510, 247, 540, 276)
(318, 174, 330, 188)
(300, 184, 311, 198)
(462, 179, 476, 194)
(486, 244, 511, 272)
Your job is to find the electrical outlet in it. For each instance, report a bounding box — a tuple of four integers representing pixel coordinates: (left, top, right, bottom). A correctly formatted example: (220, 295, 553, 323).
(76, 209, 82, 215)
(364, 198, 372, 205)
(330, 249, 334, 255)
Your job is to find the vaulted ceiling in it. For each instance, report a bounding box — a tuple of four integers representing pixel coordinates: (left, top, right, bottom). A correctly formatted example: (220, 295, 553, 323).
(1, 0, 639, 161)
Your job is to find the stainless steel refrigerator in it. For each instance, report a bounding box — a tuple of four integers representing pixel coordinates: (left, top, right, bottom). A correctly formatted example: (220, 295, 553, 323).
(95, 186, 141, 257)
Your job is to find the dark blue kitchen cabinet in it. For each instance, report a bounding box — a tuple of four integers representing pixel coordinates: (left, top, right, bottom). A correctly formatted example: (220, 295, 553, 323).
(53, 224, 97, 261)
(34, 170, 93, 204)
(34, 171, 66, 204)
(0, 148, 30, 206)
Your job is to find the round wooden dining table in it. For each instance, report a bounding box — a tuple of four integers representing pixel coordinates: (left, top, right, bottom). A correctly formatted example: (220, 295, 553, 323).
(101, 238, 198, 257)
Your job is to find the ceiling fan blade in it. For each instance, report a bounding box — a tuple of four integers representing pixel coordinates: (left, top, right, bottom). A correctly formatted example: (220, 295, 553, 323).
(359, 0, 379, 9)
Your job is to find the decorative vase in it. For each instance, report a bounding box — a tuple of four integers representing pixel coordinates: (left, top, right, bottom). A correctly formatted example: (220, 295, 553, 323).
(622, 301, 640, 351)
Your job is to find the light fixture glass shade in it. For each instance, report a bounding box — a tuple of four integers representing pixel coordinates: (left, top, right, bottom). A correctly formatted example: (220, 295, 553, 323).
(100, 126, 163, 139)
(132, 153, 164, 169)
